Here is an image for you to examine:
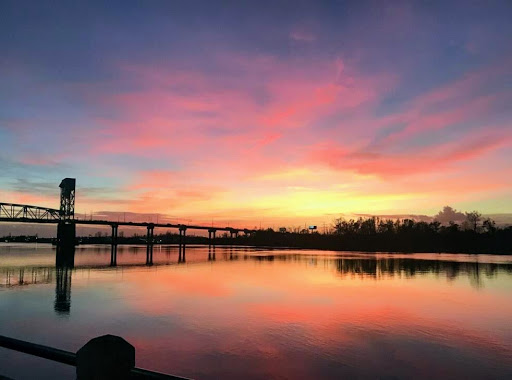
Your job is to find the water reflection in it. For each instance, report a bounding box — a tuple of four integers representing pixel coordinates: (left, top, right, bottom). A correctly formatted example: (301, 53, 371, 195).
(208, 244, 216, 261)
(332, 256, 504, 289)
(54, 266, 72, 315)
(1, 244, 512, 379)
(1, 245, 512, 318)
(178, 242, 186, 263)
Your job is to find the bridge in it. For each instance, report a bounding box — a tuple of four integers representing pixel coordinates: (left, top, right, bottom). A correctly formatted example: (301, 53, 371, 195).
(0, 202, 60, 221)
(0, 178, 257, 265)
(0, 202, 254, 236)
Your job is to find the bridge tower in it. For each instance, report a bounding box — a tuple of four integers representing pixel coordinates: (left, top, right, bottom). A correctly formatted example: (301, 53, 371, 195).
(57, 178, 76, 262)
(59, 178, 76, 219)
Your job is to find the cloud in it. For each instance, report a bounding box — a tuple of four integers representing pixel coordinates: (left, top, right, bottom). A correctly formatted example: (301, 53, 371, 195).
(306, 57, 512, 185)
(289, 30, 316, 42)
(311, 131, 511, 178)
(2, 4, 511, 221)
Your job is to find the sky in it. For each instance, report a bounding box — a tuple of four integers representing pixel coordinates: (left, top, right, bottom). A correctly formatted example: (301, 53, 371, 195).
(1, 0, 511, 229)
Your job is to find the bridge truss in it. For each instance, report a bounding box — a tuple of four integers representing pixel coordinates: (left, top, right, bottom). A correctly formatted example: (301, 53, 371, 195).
(0, 203, 61, 221)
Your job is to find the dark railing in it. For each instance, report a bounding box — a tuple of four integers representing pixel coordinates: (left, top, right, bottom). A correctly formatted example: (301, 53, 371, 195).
(0, 335, 76, 366)
(0, 334, 191, 379)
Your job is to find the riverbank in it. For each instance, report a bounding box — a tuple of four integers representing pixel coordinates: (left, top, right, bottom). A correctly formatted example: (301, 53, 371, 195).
(3, 226, 511, 254)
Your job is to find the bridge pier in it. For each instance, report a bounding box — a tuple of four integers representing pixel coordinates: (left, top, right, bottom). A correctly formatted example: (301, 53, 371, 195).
(56, 222, 76, 266)
(208, 228, 216, 245)
(56, 220, 74, 314)
(146, 225, 154, 265)
(57, 221, 76, 248)
(110, 224, 118, 266)
(179, 226, 187, 244)
(178, 226, 187, 263)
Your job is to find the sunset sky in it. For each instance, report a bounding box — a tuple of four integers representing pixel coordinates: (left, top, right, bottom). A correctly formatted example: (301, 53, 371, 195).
(1, 1, 511, 228)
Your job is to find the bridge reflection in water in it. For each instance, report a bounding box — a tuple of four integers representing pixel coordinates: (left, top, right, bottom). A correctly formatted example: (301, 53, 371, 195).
(55, 266, 72, 314)
(1, 244, 511, 318)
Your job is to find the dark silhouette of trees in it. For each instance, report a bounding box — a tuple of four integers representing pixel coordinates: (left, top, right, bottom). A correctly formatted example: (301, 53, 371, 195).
(240, 208, 512, 254)
(464, 211, 482, 231)
(482, 218, 497, 234)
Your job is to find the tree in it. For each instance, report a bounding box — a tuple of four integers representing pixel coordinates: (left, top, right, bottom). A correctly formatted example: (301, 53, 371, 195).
(429, 221, 441, 233)
(378, 219, 395, 234)
(332, 217, 344, 235)
(482, 218, 496, 234)
(360, 217, 377, 235)
(464, 211, 482, 232)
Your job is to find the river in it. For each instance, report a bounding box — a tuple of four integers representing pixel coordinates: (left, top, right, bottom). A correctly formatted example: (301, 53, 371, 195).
(0, 243, 511, 379)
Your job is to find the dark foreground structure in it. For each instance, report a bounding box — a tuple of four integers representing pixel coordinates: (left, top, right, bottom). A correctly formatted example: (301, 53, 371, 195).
(0, 334, 190, 380)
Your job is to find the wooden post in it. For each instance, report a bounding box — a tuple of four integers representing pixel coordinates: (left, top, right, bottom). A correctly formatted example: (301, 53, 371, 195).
(76, 335, 135, 379)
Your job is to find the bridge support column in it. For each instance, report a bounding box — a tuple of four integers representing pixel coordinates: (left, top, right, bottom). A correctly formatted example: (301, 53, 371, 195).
(178, 227, 186, 263)
(179, 226, 187, 243)
(110, 224, 118, 266)
(56, 222, 75, 266)
(208, 228, 217, 246)
(146, 225, 154, 265)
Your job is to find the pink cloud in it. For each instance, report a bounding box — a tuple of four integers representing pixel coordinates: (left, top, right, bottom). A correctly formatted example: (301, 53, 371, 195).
(311, 130, 512, 178)
(379, 93, 501, 146)
(76, 55, 396, 203)
(311, 57, 512, 152)
(88, 55, 393, 155)
(32, 52, 510, 219)
(301, 57, 512, 196)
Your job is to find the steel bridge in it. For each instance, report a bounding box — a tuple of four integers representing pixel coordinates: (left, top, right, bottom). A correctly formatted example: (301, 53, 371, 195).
(0, 202, 60, 221)
(0, 179, 257, 256)
(0, 201, 254, 235)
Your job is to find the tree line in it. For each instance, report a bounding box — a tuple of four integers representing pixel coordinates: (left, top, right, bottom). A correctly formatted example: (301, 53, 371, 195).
(242, 207, 512, 254)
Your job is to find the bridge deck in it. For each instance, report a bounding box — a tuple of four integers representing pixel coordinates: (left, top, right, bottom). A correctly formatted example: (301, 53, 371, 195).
(0, 217, 256, 233)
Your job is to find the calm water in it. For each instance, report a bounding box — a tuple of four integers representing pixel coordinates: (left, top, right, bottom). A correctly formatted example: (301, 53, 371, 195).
(0, 244, 511, 379)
